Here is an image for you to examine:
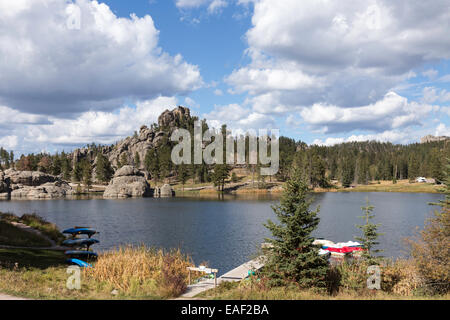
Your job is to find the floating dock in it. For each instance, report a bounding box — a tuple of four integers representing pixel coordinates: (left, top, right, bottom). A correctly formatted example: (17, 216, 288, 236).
(180, 256, 266, 298)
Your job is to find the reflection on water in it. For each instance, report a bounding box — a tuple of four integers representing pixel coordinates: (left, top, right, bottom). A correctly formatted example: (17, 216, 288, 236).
(0, 192, 443, 275)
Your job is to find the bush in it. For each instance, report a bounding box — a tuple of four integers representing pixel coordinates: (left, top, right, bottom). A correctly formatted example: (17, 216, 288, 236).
(408, 210, 450, 294)
(381, 259, 422, 296)
(86, 245, 196, 298)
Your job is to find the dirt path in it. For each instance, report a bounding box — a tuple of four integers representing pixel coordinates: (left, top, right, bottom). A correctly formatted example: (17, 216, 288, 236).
(0, 293, 29, 300)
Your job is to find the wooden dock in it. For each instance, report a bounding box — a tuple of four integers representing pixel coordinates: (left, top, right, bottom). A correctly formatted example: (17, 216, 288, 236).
(179, 256, 266, 298)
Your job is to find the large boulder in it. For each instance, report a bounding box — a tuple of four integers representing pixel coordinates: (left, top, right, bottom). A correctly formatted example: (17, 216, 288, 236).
(4, 169, 57, 186)
(154, 184, 175, 198)
(0, 171, 10, 199)
(103, 165, 152, 198)
(3, 169, 73, 199)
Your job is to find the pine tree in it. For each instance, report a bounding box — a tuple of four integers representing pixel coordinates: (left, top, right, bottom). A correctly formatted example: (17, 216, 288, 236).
(95, 153, 113, 183)
(355, 198, 383, 265)
(145, 149, 160, 185)
(81, 160, 92, 192)
(178, 163, 189, 191)
(341, 158, 354, 187)
(134, 152, 141, 168)
(212, 164, 230, 191)
(263, 168, 329, 288)
(72, 161, 83, 182)
(119, 153, 128, 168)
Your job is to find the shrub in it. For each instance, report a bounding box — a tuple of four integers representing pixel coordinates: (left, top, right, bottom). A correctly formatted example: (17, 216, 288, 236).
(381, 259, 422, 296)
(408, 210, 450, 294)
(86, 245, 196, 298)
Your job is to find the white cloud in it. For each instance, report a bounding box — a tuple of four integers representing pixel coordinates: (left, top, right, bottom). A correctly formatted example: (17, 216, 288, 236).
(422, 69, 439, 80)
(300, 92, 438, 134)
(435, 123, 450, 137)
(203, 103, 276, 132)
(0, 0, 202, 115)
(184, 97, 200, 109)
(312, 130, 413, 146)
(0, 136, 18, 150)
(176, 0, 228, 14)
(422, 87, 450, 104)
(208, 0, 228, 13)
(1, 96, 177, 154)
(227, 0, 450, 120)
(213, 89, 223, 96)
(176, 0, 210, 9)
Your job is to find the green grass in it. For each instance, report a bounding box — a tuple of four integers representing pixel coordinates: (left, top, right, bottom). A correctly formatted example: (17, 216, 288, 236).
(0, 248, 65, 269)
(0, 212, 65, 245)
(0, 221, 52, 248)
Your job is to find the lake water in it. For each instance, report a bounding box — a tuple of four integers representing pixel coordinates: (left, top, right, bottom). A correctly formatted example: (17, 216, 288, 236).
(0, 192, 443, 275)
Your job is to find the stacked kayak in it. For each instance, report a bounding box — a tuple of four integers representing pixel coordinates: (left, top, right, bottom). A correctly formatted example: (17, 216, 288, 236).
(314, 239, 364, 258)
(62, 227, 99, 268)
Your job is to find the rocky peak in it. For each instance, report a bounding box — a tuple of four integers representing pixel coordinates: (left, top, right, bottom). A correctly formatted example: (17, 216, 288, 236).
(158, 106, 191, 129)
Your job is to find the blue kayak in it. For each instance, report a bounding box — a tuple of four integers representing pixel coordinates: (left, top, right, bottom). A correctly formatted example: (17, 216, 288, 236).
(63, 227, 98, 238)
(65, 250, 98, 259)
(62, 238, 99, 248)
(66, 258, 92, 268)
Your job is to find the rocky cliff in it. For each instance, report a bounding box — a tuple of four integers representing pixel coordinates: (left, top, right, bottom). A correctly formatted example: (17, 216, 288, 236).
(0, 169, 74, 199)
(71, 106, 192, 179)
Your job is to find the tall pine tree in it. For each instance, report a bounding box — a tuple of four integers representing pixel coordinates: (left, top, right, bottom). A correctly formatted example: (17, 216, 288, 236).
(264, 168, 329, 288)
(355, 198, 383, 265)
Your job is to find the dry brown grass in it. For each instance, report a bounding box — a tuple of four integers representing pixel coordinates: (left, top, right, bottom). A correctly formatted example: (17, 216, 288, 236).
(85, 245, 198, 298)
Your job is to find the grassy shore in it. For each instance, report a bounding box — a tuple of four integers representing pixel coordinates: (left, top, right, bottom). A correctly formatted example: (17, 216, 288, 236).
(197, 281, 449, 300)
(171, 178, 443, 197)
(198, 259, 449, 300)
(0, 245, 201, 300)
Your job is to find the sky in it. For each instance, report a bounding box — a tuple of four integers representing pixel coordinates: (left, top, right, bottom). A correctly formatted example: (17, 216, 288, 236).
(0, 0, 449, 157)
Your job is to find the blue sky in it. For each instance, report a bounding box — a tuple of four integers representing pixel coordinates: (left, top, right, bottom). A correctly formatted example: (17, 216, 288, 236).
(0, 0, 449, 156)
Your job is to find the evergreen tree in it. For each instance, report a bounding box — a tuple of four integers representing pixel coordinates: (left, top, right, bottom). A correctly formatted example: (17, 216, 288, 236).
(263, 168, 329, 288)
(212, 164, 230, 191)
(430, 148, 444, 183)
(72, 161, 83, 182)
(341, 158, 354, 187)
(82, 160, 92, 192)
(408, 154, 420, 182)
(95, 153, 113, 183)
(134, 152, 141, 168)
(145, 149, 160, 185)
(355, 198, 383, 265)
(178, 163, 189, 191)
(310, 154, 327, 188)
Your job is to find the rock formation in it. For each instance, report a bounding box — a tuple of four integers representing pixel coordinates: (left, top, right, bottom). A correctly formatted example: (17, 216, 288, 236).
(71, 106, 192, 182)
(0, 171, 10, 199)
(420, 135, 449, 144)
(1, 169, 74, 199)
(154, 184, 175, 198)
(103, 165, 152, 198)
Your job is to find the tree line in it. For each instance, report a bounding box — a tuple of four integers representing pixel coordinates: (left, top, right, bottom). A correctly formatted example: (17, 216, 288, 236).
(1, 133, 448, 188)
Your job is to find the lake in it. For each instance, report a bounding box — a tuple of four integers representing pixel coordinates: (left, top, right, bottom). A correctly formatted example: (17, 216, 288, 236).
(0, 192, 443, 275)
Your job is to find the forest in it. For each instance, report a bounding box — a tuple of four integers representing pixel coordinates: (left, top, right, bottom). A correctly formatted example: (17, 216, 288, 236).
(1, 131, 448, 189)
